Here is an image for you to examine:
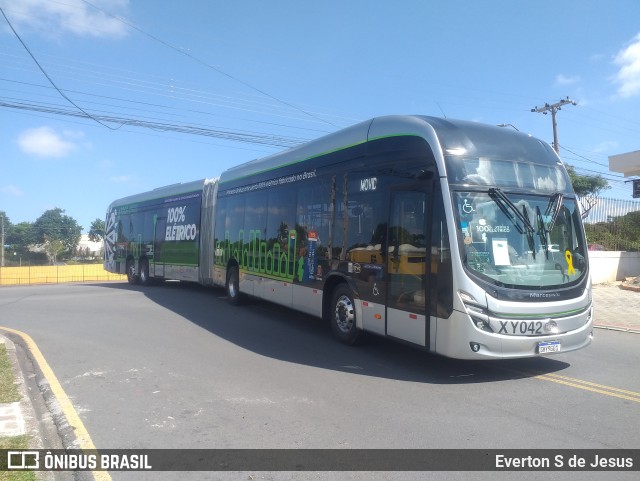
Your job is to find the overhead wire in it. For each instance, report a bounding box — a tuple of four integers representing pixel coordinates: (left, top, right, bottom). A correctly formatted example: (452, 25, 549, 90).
(2, 4, 638, 173)
(0, 70, 321, 146)
(0, 41, 356, 129)
(0, 75, 340, 136)
(0, 99, 307, 148)
(79, 0, 340, 128)
(560, 145, 610, 168)
(0, 5, 123, 131)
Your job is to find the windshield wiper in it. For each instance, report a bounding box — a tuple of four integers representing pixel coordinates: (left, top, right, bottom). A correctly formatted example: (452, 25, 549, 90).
(545, 192, 564, 233)
(536, 206, 550, 258)
(535, 193, 564, 260)
(521, 202, 536, 256)
(488, 188, 536, 255)
(488, 188, 535, 233)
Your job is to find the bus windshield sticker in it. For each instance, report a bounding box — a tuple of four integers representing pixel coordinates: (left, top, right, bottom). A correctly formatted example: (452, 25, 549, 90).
(492, 238, 510, 266)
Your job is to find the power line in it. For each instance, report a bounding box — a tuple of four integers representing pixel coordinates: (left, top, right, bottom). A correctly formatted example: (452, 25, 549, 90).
(0, 5, 122, 131)
(79, 0, 339, 128)
(560, 145, 609, 168)
(0, 99, 307, 148)
(0, 76, 340, 136)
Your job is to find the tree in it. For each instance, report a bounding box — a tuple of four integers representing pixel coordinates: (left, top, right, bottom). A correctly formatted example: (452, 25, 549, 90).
(32, 208, 82, 259)
(565, 165, 609, 196)
(565, 164, 610, 217)
(585, 209, 640, 251)
(88, 218, 105, 242)
(7, 222, 34, 254)
(43, 237, 65, 265)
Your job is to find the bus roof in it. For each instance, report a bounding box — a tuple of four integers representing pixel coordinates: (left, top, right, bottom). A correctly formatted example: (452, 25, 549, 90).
(107, 178, 213, 210)
(218, 115, 555, 185)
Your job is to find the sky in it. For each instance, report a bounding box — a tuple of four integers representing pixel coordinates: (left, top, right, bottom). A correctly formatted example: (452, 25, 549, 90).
(1, 0, 640, 233)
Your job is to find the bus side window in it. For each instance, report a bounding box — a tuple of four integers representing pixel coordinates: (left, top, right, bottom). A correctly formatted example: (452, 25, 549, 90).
(243, 190, 268, 239)
(296, 176, 332, 261)
(225, 194, 245, 260)
(266, 186, 297, 250)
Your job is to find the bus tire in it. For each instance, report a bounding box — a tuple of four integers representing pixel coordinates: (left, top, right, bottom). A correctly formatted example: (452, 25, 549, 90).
(226, 265, 245, 305)
(139, 259, 152, 286)
(330, 284, 363, 345)
(126, 258, 139, 285)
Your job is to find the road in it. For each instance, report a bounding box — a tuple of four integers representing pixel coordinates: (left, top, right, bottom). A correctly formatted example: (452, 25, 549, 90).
(0, 282, 638, 481)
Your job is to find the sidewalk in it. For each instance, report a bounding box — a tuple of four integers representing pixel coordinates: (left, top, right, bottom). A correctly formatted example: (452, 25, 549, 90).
(592, 281, 640, 334)
(0, 334, 58, 480)
(0, 331, 63, 481)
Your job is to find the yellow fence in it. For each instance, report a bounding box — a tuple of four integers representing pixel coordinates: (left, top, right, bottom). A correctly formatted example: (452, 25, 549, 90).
(0, 264, 126, 286)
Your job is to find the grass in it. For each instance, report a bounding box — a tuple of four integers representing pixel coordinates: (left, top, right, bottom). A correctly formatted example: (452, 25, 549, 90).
(0, 343, 35, 481)
(0, 435, 34, 481)
(0, 344, 21, 403)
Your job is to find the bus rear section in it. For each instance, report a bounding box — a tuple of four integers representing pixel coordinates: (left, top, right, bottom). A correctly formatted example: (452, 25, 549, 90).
(104, 179, 216, 285)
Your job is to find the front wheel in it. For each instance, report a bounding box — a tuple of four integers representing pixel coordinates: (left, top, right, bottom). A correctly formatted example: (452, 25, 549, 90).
(330, 284, 363, 345)
(226, 265, 245, 305)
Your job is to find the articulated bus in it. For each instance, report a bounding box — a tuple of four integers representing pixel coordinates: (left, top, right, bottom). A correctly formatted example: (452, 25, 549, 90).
(104, 115, 593, 359)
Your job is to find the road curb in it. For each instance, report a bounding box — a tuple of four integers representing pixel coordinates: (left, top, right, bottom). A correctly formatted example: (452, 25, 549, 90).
(620, 283, 640, 293)
(0, 334, 57, 481)
(1, 330, 97, 480)
(593, 324, 640, 334)
(1, 335, 38, 441)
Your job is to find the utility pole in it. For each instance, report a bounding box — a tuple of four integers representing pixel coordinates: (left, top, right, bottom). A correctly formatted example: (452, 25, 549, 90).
(1, 213, 4, 268)
(531, 97, 577, 154)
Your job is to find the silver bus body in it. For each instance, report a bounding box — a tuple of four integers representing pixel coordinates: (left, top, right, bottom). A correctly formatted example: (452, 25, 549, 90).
(105, 115, 593, 359)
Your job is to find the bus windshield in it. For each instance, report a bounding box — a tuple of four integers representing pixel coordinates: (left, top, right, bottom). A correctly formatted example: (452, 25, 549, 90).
(453, 190, 587, 289)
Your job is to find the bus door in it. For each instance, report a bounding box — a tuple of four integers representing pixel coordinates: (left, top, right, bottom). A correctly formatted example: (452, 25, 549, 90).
(386, 188, 430, 346)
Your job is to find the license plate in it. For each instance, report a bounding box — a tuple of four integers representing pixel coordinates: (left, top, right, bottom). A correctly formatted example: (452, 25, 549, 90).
(538, 340, 561, 354)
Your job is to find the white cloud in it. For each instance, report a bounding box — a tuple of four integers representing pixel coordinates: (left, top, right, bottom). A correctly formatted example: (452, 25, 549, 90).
(591, 140, 619, 154)
(17, 126, 79, 158)
(613, 33, 640, 98)
(1, 0, 130, 38)
(109, 175, 133, 183)
(555, 74, 580, 86)
(0, 185, 24, 197)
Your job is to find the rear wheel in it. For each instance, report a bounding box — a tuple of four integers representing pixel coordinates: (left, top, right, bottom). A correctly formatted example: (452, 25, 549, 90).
(226, 265, 245, 305)
(139, 259, 152, 286)
(126, 259, 139, 285)
(330, 284, 363, 345)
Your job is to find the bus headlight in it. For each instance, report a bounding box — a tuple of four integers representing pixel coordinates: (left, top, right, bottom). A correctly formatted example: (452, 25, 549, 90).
(470, 315, 494, 333)
(458, 290, 478, 304)
(464, 304, 493, 332)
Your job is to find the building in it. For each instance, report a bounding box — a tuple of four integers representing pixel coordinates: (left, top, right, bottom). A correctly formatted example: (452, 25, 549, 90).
(76, 234, 102, 259)
(609, 150, 640, 198)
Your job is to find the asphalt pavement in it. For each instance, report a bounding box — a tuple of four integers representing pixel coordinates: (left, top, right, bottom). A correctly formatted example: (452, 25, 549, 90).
(0, 282, 638, 470)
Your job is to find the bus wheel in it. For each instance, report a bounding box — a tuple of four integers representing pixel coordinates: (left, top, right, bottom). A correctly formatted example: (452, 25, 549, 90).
(126, 259, 139, 285)
(331, 284, 362, 345)
(226, 265, 245, 305)
(139, 259, 152, 286)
